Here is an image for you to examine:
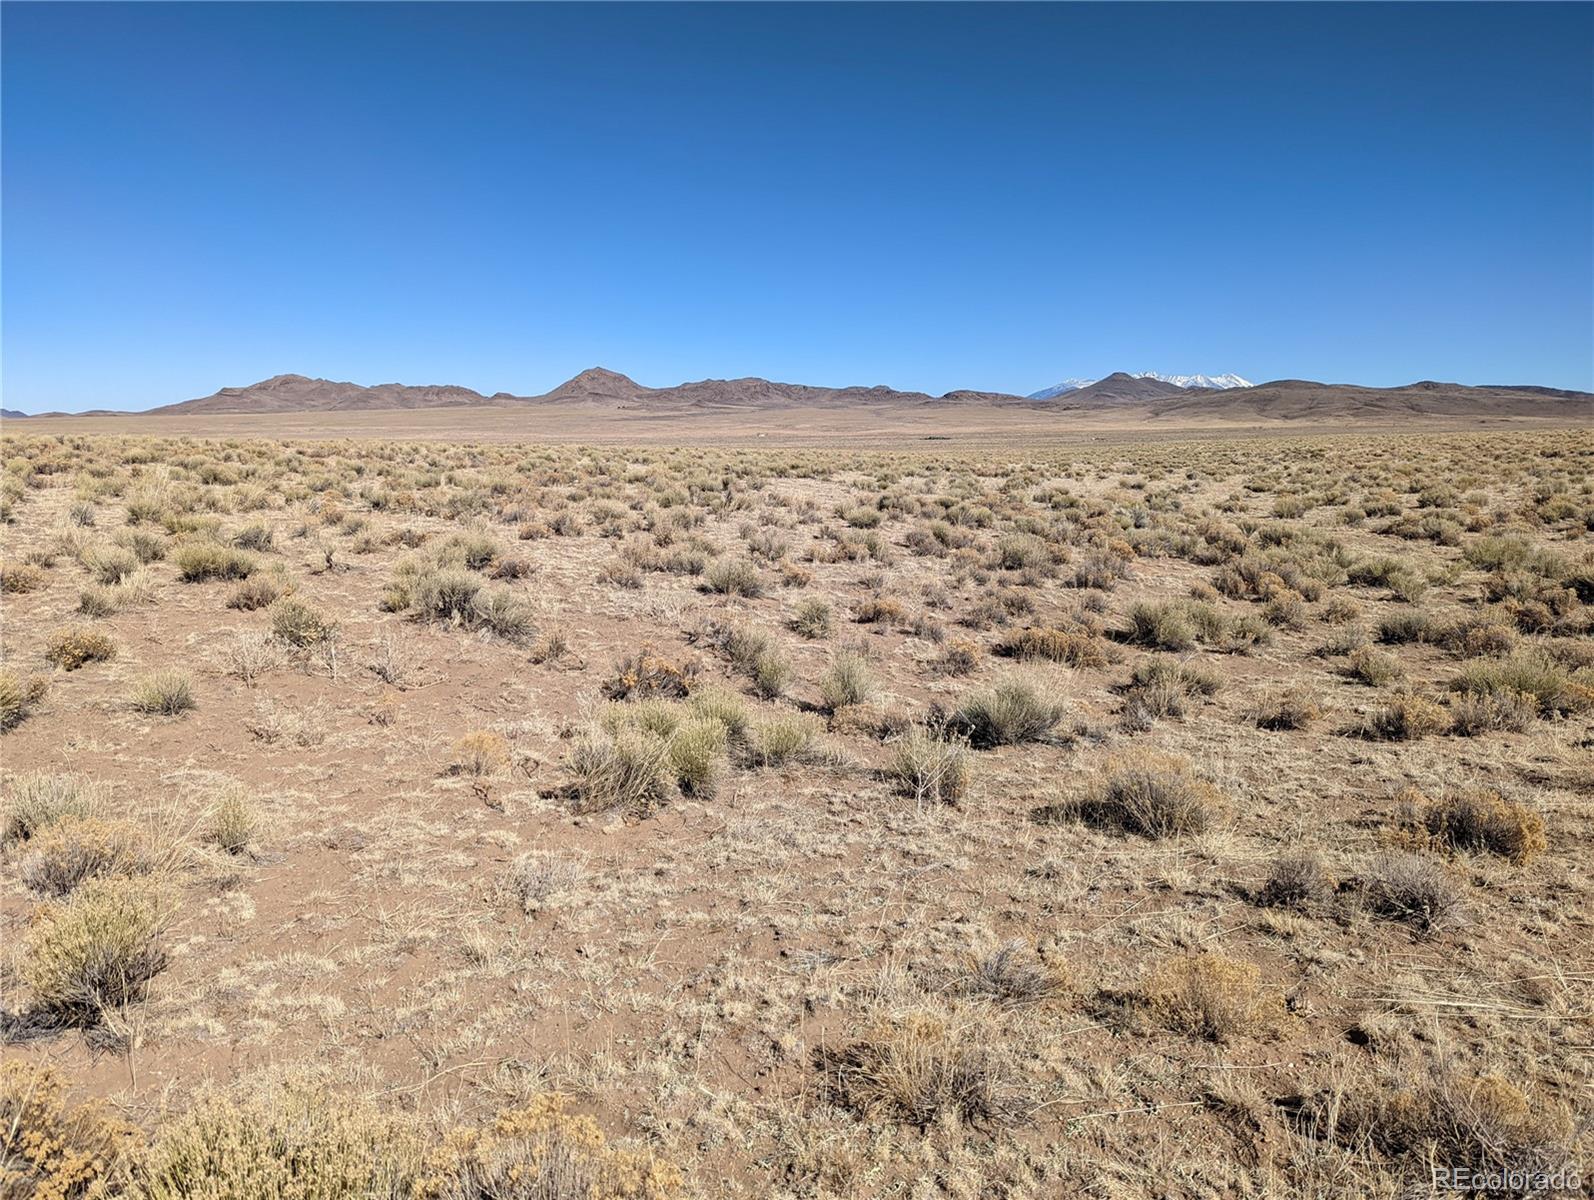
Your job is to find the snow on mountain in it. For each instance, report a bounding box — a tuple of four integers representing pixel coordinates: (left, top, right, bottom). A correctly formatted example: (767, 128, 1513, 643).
(1028, 372, 1252, 399)
(1027, 378, 1096, 400)
(1133, 372, 1253, 390)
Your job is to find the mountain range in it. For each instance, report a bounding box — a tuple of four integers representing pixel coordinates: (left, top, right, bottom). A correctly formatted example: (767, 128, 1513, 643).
(3, 369, 1587, 423)
(1028, 372, 1252, 399)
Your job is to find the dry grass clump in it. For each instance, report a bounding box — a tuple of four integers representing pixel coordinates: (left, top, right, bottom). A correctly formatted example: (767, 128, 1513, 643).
(1142, 953, 1281, 1042)
(888, 727, 973, 807)
(427, 1094, 683, 1200)
(820, 1012, 1015, 1128)
(937, 637, 982, 676)
(1295, 1068, 1576, 1189)
(818, 649, 875, 712)
(0, 1061, 140, 1200)
(1357, 852, 1466, 932)
(204, 785, 256, 856)
(565, 726, 677, 816)
(953, 943, 1068, 1008)
(995, 627, 1108, 668)
(1397, 785, 1545, 864)
(947, 674, 1065, 748)
(0, 668, 49, 733)
(2, 773, 106, 846)
(1066, 755, 1220, 837)
(17, 816, 150, 896)
(1358, 692, 1449, 741)
(1256, 851, 1330, 908)
(20, 876, 171, 1019)
(745, 713, 820, 767)
(451, 730, 509, 777)
(502, 851, 586, 915)
(43, 625, 116, 671)
(1247, 686, 1322, 731)
(129, 670, 195, 716)
(124, 1082, 422, 1200)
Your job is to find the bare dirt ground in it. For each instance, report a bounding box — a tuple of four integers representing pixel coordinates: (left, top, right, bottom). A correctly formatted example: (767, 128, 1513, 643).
(1, 417, 1590, 1198)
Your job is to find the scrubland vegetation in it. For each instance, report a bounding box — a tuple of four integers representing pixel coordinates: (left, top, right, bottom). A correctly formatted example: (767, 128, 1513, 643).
(1, 427, 1590, 1197)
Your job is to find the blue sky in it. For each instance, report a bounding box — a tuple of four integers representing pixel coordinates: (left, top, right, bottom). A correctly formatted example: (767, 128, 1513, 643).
(3, 2, 1591, 412)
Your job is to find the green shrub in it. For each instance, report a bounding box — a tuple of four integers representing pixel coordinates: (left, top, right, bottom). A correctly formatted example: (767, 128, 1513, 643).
(129, 671, 195, 716)
(949, 674, 1065, 748)
(792, 598, 833, 639)
(1451, 650, 1592, 717)
(172, 541, 256, 582)
(566, 726, 676, 816)
(819, 649, 875, 711)
(270, 598, 336, 647)
(745, 714, 820, 767)
(704, 558, 763, 597)
(125, 1084, 422, 1200)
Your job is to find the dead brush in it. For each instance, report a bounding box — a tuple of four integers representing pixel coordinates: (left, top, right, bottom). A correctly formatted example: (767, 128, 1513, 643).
(887, 726, 973, 807)
(601, 647, 698, 700)
(1142, 953, 1283, 1042)
(1058, 754, 1221, 838)
(451, 730, 510, 777)
(16, 816, 151, 896)
(817, 1011, 1018, 1128)
(1394, 785, 1545, 864)
(1356, 852, 1466, 932)
(1356, 692, 1449, 741)
(501, 850, 587, 915)
(1256, 851, 1331, 908)
(1284, 1066, 1577, 1188)
(950, 942, 1068, 1008)
(1247, 686, 1322, 731)
(994, 626, 1108, 668)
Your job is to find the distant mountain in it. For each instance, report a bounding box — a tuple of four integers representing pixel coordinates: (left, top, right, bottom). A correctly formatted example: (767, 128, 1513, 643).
(1036, 372, 1190, 406)
(1029, 371, 1252, 399)
(116, 367, 1592, 424)
(152, 373, 497, 414)
(525, 369, 1028, 410)
(1146, 379, 1594, 422)
(0, 409, 30, 420)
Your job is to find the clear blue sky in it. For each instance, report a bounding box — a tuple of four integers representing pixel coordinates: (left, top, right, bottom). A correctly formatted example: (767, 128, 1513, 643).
(3, 2, 1591, 412)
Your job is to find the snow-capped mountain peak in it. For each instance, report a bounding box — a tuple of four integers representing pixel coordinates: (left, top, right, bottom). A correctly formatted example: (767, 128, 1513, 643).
(1132, 372, 1253, 390)
(1027, 378, 1096, 400)
(1028, 371, 1252, 399)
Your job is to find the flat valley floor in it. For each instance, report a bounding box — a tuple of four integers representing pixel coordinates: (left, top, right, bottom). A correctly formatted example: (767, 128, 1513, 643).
(1, 414, 1590, 1198)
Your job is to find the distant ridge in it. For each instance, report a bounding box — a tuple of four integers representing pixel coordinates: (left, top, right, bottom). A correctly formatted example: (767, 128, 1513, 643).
(154, 373, 495, 415)
(131, 367, 1593, 423)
